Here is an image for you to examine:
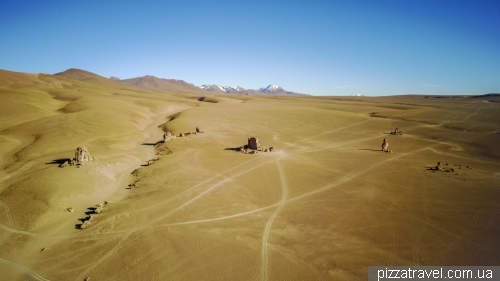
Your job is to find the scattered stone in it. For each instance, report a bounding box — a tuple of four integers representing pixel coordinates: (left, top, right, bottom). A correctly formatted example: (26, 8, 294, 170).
(179, 133, 185, 137)
(67, 207, 74, 213)
(59, 161, 69, 168)
(269, 147, 274, 152)
(84, 277, 91, 281)
(40, 247, 47, 252)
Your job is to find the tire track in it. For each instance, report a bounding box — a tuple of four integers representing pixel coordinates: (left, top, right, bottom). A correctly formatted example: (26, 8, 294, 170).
(74, 232, 133, 281)
(260, 160, 288, 281)
(0, 199, 13, 225)
(0, 257, 51, 281)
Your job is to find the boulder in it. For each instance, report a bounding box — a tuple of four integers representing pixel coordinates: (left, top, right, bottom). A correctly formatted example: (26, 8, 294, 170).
(248, 137, 260, 150)
(74, 146, 92, 165)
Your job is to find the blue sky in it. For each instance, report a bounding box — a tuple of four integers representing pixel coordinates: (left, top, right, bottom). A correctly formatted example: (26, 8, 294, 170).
(1, 0, 499, 96)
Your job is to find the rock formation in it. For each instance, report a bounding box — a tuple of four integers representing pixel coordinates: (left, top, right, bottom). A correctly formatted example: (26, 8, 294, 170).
(435, 162, 443, 171)
(146, 157, 161, 166)
(58, 146, 93, 168)
(248, 137, 260, 150)
(382, 138, 389, 152)
(233, 138, 273, 154)
(391, 127, 403, 135)
(74, 146, 92, 165)
(163, 131, 175, 142)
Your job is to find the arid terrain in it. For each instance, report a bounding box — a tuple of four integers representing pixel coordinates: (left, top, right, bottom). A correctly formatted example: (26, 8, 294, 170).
(1, 69, 499, 281)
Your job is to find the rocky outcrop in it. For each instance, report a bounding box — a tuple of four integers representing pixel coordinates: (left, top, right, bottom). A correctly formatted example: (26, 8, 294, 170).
(232, 138, 273, 154)
(391, 127, 403, 135)
(74, 146, 92, 165)
(248, 137, 260, 150)
(163, 131, 176, 142)
(382, 138, 389, 152)
(79, 201, 109, 230)
(59, 146, 94, 168)
(146, 157, 161, 166)
(178, 127, 204, 137)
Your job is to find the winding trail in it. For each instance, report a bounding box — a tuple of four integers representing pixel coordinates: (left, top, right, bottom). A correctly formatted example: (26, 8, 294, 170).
(0, 257, 51, 281)
(260, 160, 288, 281)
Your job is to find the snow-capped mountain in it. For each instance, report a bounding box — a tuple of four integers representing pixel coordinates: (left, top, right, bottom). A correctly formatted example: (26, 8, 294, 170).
(199, 84, 245, 93)
(199, 84, 307, 96)
(258, 85, 286, 94)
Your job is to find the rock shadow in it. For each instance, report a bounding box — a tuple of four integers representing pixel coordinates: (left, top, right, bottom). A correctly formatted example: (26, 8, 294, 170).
(142, 140, 164, 146)
(46, 158, 72, 165)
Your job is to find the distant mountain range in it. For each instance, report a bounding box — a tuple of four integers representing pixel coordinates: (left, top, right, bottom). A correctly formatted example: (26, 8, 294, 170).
(199, 84, 307, 96)
(53, 68, 308, 95)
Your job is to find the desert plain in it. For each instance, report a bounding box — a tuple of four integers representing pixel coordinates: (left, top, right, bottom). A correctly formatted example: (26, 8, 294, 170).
(0, 69, 499, 281)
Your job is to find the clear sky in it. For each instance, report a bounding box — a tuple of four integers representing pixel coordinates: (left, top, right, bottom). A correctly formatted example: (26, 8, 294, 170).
(1, 0, 499, 96)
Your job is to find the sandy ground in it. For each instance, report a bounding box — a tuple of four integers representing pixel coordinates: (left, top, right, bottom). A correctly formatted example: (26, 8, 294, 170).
(1, 71, 500, 280)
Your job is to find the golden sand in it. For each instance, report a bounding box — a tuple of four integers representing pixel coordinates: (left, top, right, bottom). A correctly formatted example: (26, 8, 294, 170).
(0, 69, 499, 280)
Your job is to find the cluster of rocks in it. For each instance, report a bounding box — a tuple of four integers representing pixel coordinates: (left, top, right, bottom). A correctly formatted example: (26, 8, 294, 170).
(163, 131, 176, 142)
(178, 127, 204, 138)
(390, 127, 403, 135)
(128, 167, 141, 189)
(128, 127, 205, 190)
(380, 127, 405, 153)
(79, 201, 109, 229)
(430, 162, 473, 174)
(59, 146, 95, 168)
(235, 137, 274, 154)
(146, 157, 161, 166)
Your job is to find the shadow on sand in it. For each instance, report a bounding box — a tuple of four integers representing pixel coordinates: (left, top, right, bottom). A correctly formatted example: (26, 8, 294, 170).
(45, 158, 71, 165)
(142, 140, 164, 146)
